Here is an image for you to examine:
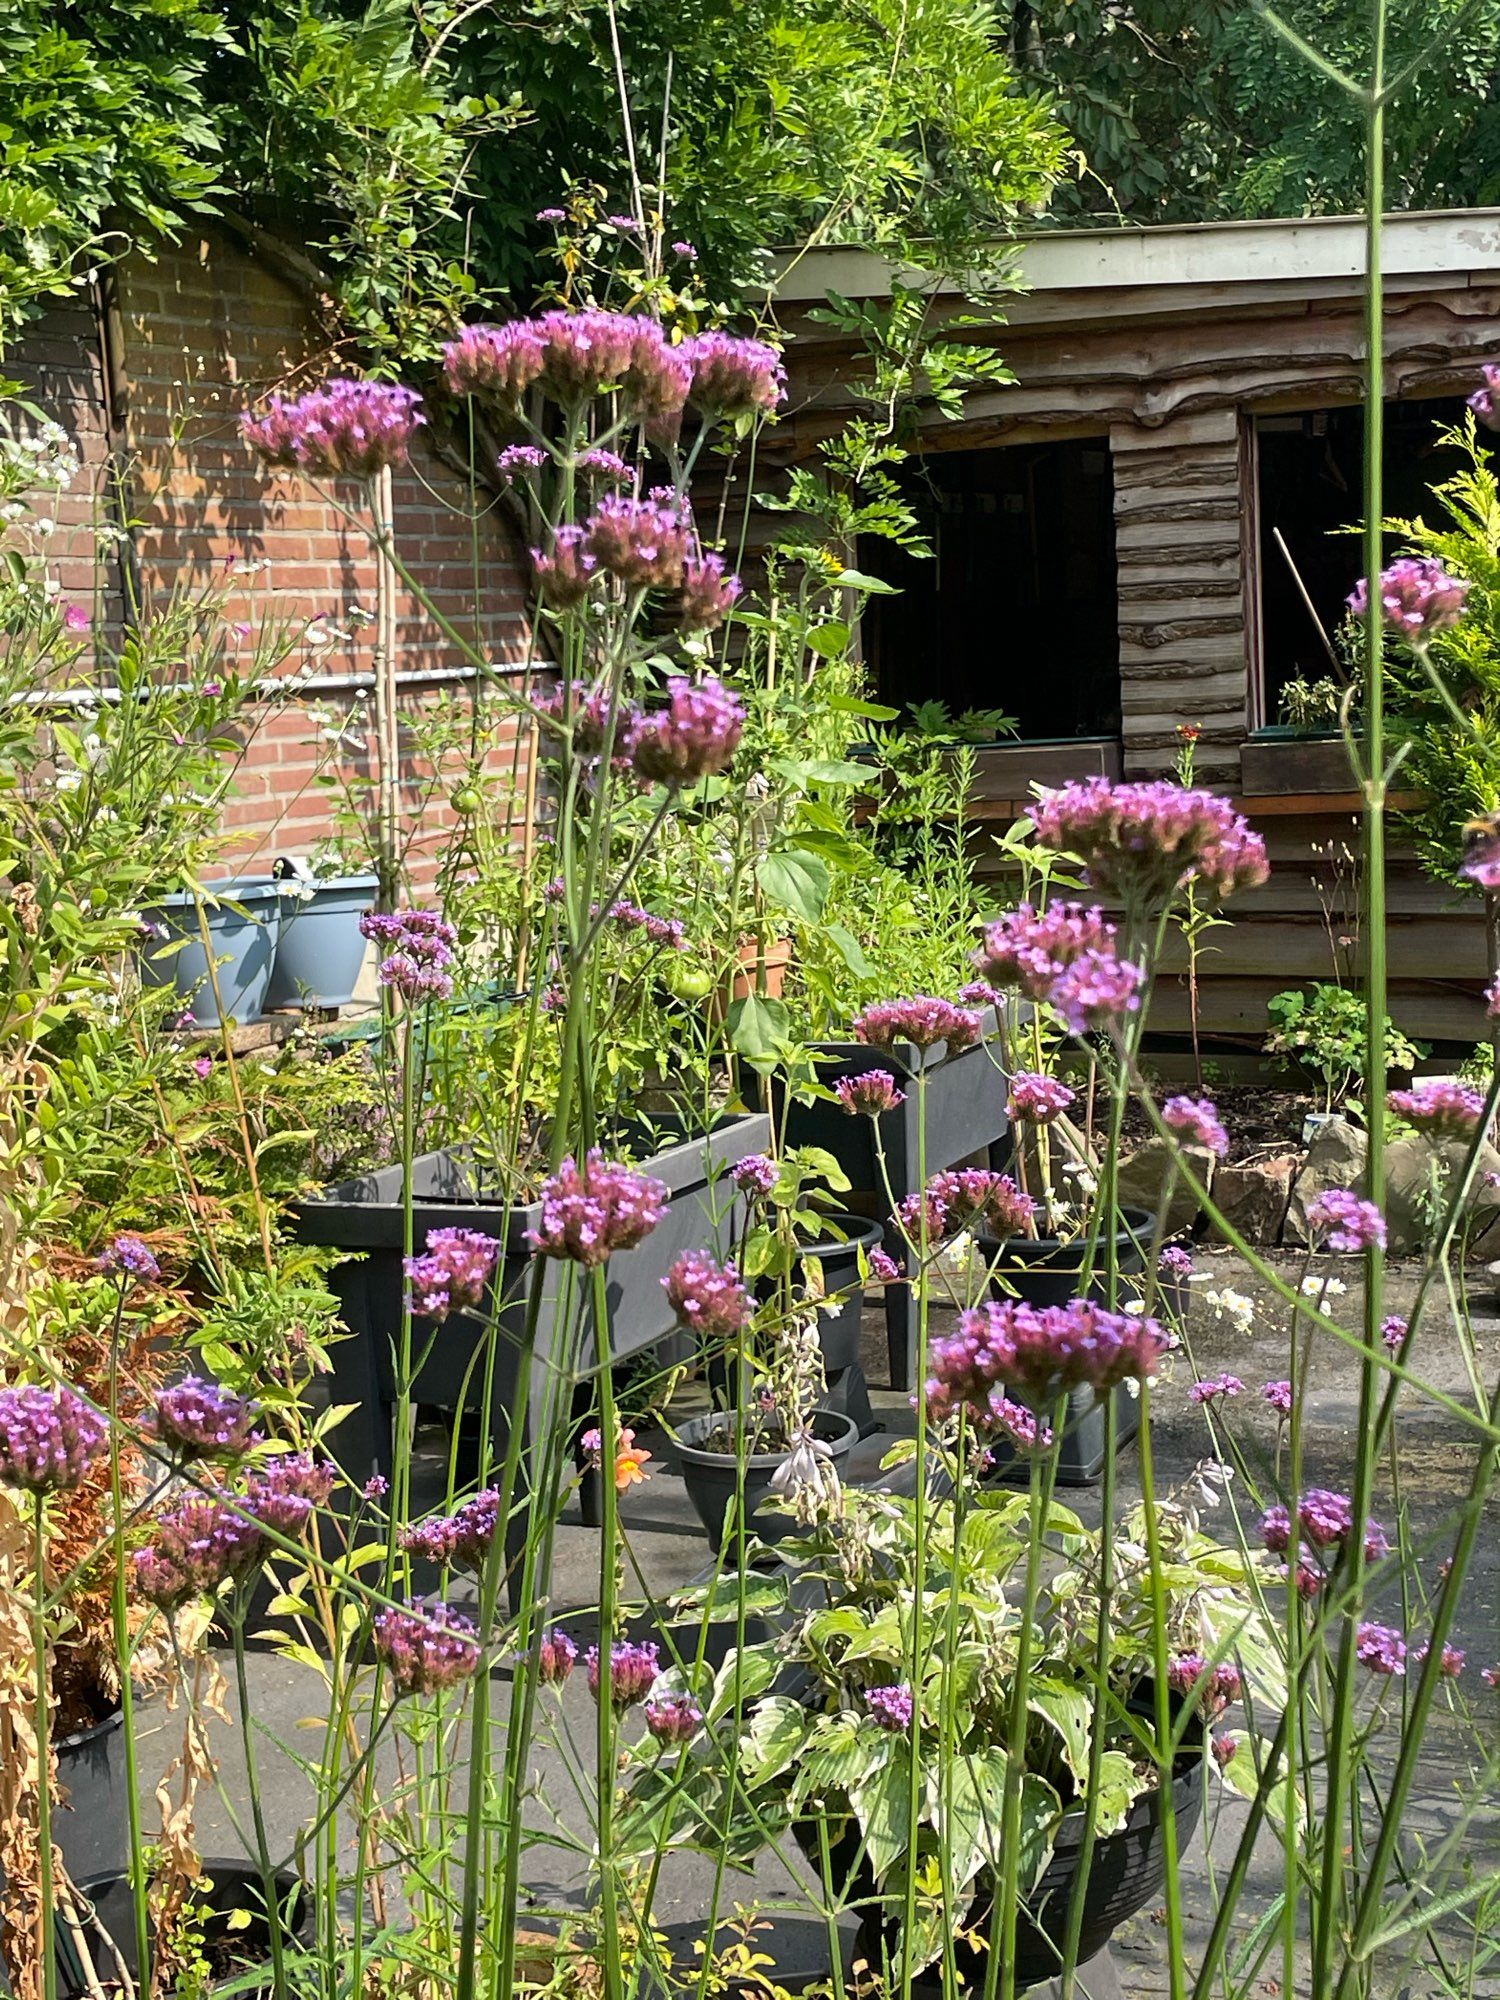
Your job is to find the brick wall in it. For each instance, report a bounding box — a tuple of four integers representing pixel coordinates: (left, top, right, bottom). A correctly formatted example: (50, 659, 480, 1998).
(12, 231, 539, 885)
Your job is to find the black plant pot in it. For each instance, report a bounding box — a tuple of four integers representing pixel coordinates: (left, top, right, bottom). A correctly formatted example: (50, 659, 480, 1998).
(768, 1213, 884, 1438)
(760, 1007, 1012, 1391)
(801, 1735, 1203, 1992)
(56, 1861, 309, 1998)
(53, 1706, 129, 1886)
(976, 1207, 1153, 1485)
(295, 1111, 769, 1602)
(675, 1410, 858, 1552)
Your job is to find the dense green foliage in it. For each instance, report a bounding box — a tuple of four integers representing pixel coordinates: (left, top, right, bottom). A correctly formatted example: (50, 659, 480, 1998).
(1017, 0, 1500, 222)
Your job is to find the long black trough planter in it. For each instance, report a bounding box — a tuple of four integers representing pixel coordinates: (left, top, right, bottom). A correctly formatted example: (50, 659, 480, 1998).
(765, 1005, 1011, 1391)
(295, 1111, 769, 1600)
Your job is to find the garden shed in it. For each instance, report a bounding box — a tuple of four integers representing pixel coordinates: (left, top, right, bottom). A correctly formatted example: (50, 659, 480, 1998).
(772, 209, 1500, 1043)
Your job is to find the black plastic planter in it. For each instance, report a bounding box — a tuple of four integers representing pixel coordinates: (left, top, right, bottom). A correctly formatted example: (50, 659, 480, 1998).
(763, 1213, 883, 1438)
(801, 1727, 1203, 1992)
(676, 1409, 858, 1552)
(57, 1861, 309, 1997)
(295, 1112, 769, 1600)
(53, 1706, 129, 1886)
(765, 1005, 1011, 1391)
(977, 1207, 1152, 1484)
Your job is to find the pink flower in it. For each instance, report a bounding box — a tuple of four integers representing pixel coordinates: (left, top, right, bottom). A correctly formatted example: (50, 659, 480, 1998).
(0, 1384, 108, 1493)
(663, 1251, 753, 1337)
(972, 903, 1117, 999)
(869, 1248, 903, 1285)
(1047, 949, 1144, 1035)
(531, 525, 597, 609)
(497, 444, 547, 482)
(536, 207, 567, 223)
(851, 997, 982, 1054)
(1307, 1189, 1386, 1254)
(242, 379, 423, 478)
(864, 1684, 914, 1732)
(134, 1495, 264, 1605)
(1007, 1072, 1075, 1124)
(148, 1378, 258, 1461)
(1348, 558, 1468, 642)
(587, 1639, 660, 1708)
(644, 1693, 703, 1743)
(730, 1154, 777, 1197)
(630, 677, 745, 785)
(834, 1070, 906, 1117)
(528, 1152, 669, 1265)
(1189, 1374, 1243, 1406)
(63, 604, 90, 632)
(925, 1168, 1035, 1240)
(677, 552, 743, 631)
(1414, 1640, 1464, 1678)
(1381, 1314, 1408, 1353)
(1388, 1079, 1487, 1140)
(1355, 1622, 1407, 1677)
(538, 1628, 577, 1683)
(244, 1454, 337, 1537)
(404, 1228, 501, 1321)
(576, 448, 632, 483)
(924, 1298, 1167, 1415)
(443, 322, 548, 403)
(1028, 778, 1269, 907)
(583, 493, 691, 589)
(192, 1054, 213, 1080)
(1162, 1094, 1229, 1158)
(1158, 1244, 1194, 1281)
(362, 908, 458, 1003)
(374, 1602, 482, 1695)
(1261, 1379, 1293, 1417)
(1468, 361, 1500, 430)
(681, 331, 786, 417)
(671, 241, 698, 262)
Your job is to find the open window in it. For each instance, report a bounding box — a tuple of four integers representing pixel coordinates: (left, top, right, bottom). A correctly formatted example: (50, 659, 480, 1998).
(1252, 394, 1471, 728)
(858, 439, 1120, 744)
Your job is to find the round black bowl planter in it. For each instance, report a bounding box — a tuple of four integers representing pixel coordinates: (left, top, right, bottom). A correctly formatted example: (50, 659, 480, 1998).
(799, 1736, 1203, 1993)
(976, 1207, 1152, 1485)
(676, 1410, 858, 1553)
(55, 1705, 128, 1885)
(56, 1861, 309, 1998)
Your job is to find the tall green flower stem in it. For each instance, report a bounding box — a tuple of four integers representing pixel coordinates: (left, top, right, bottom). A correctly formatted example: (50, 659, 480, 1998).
(591, 1261, 625, 2000)
(899, 1066, 931, 2000)
(105, 1297, 151, 1997)
(1133, 1381, 1187, 2000)
(231, 1599, 290, 2000)
(33, 1496, 57, 2000)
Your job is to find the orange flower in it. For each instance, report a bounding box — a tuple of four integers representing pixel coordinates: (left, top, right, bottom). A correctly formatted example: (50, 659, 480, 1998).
(613, 1427, 653, 1492)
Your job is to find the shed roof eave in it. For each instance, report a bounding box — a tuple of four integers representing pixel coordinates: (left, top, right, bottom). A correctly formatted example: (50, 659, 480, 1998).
(770, 208, 1500, 305)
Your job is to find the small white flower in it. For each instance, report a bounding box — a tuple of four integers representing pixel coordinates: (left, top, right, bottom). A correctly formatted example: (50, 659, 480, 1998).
(1186, 1457, 1234, 1507)
(1301, 1273, 1346, 1299)
(1204, 1286, 1255, 1334)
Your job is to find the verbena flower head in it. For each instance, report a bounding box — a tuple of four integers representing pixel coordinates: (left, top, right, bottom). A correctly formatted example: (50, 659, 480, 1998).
(404, 1228, 501, 1322)
(1212, 1733, 1237, 1770)
(587, 1638, 660, 1708)
(97, 1234, 161, 1282)
(973, 903, 1116, 999)
(1166, 1653, 1243, 1719)
(1415, 1640, 1465, 1678)
(925, 1298, 1167, 1415)
(538, 1628, 577, 1685)
(1261, 1379, 1293, 1418)
(0, 1384, 107, 1493)
(583, 493, 691, 590)
(1047, 949, 1144, 1036)
(576, 447, 632, 484)
(528, 1152, 669, 1265)
(149, 1378, 259, 1462)
(730, 1154, 777, 1198)
(663, 1251, 753, 1338)
(1258, 1505, 1292, 1555)
(607, 901, 685, 948)
(1348, 558, 1468, 641)
(360, 909, 458, 1003)
(1007, 1072, 1075, 1124)
(402, 1489, 500, 1571)
(682, 331, 786, 418)
(374, 1602, 482, 1696)
(497, 443, 547, 482)
(1163, 1095, 1229, 1158)
(927, 1168, 1035, 1240)
(851, 997, 982, 1054)
(442, 321, 547, 403)
(531, 525, 597, 609)
(245, 1454, 337, 1537)
(1028, 778, 1269, 907)
(1307, 1189, 1386, 1254)
(242, 380, 423, 479)
(984, 1393, 1053, 1451)
(678, 552, 743, 631)
(864, 1684, 914, 1732)
(134, 1494, 265, 1606)
(644, 1692, 703, 1744)
(536, 679, 636, 762)
(1388, 1079, 1487, 1141)
(1355, 1622, 1407, 1677)
(1381, 1314, 1408, 1353)
(834, 1070, 906, 1117)
(630, 678, 745, 785)
(1159, 1245, 1194, 1281)
(1189, 1374, 1243, 1406)
(869, 1248, 903, 1285)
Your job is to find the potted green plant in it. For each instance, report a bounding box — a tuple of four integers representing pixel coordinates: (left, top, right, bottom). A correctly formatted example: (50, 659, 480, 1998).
(266, 855, 379, 1011)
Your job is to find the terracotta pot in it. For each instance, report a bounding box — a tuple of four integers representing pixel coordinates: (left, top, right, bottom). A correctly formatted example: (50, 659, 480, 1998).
(729, 935, 792, 1004)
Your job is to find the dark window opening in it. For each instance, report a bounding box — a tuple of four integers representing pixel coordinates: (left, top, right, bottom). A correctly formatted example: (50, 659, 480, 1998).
(858, 440, 1120, 741)
(1254, 395, 1471, 725)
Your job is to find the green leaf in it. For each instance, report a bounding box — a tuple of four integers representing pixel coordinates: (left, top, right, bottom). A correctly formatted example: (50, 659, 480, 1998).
(848, 1741, 912, 1883)
(833, 568, 897, 594)
(727, 992, 792, 1062)
(708, 1643, 780, 1722)
(826, 694, 899, 721)
(805, 620, 851, 657)
(1027, 1680, 1093, 1786)
(755, 846, 830, 923)
(737, 1696, 811, 1788)
(1088, 1749, 1143, 1838)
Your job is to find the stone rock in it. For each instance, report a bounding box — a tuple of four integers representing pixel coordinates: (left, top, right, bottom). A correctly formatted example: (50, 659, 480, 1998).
(1116, 1137, 1215, 1235)
(1211, 1153, 1298, 1246)
(1284, 1115, 1368, 1246)
(1383, 1133, 1500, 1258)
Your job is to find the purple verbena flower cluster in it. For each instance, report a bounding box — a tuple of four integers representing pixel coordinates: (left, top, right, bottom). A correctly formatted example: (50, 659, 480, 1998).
(645, 1692, 703, 1743)
(851, 997, 982, 1054)
(374, 1602, 482, 1696)
(730, 1154, 777, 1198)
(864, 1684, 914, 1732)
(577, 448, 632, 483)
(1261, 1379, 1293, 1418)
(583, 492, 691, 589)
(404, 1228, 501, 1322)
(245, 1454, 337, 1537)
(1189, 1374, 1243, 1406)
(1166, 1652, 1243, 1719)
(242, 380, 423, 479)
(630, 678, 745, 785)
(1470, 362, 1500, 429)
(360, 909, 458, 1003)
(402, 1488, 502, 1570)
(0, 1383, 107, 1493)
(678, 552, 743, 631)
(97, 1233, 162, 1282)
(1162, 1095, 1230, 1159)
(974, 903, 1116, 998)
(925, 1298, 1168, 1418)
(663, 1251, 753, 1338)
(1158, 1244, 1194, 1281)
(1387, 1079, 1487, 1141)
(1307, 1189, 1387, 1254)
(680, 332, 786, 417)
(1007, 1072, 1075, 1124)
(607, 901, 686, 948)
(1348, 559, 1468, 642)
(538, 1628, 578, 1684)
(133, 1494, 266, 1607)
(1416, 1640, 1465, 1678)
(923, 1169, 1036, 1240)
(497, 444, 547, 482)
(1355, 1623, 1407, 1677)
(1028, 778, 1270, 907)
(527, 1152, 669, 1265)
(587, 1638, 660, 1708)
(148, 1378, 259, 1462)
(835, 1070, 906, 1117)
